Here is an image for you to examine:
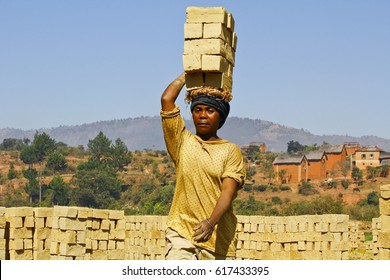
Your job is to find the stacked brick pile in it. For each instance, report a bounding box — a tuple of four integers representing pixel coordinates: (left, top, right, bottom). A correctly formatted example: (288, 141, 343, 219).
(235, 215, 350, 260)
(50, 206, 87, 260)
(125, 215, 167, 260)
(86, 209, 126, 260)
(376, 184, 390, 259)
(0, 207, 6, 260)
(33, 207, 53, 259)
(183, 6, 237, 94)
(5, 207, 34, 260)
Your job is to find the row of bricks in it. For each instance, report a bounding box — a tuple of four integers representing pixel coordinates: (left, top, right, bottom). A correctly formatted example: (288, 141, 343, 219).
(236, 250, 349, 260)
(237, 232, 349, 242)
(237, 222, 348, 233)
(237, 240, 350, 252)
(3, 206, 125, 220)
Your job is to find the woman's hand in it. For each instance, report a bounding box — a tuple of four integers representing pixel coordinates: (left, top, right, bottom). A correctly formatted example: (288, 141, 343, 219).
(192, 219, 214, 242)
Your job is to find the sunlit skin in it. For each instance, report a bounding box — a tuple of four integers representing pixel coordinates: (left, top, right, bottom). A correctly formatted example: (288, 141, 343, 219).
(192, 104, 221, 141)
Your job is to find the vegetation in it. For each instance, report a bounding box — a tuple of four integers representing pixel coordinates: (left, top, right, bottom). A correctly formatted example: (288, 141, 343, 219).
(0, 137, 388, 220)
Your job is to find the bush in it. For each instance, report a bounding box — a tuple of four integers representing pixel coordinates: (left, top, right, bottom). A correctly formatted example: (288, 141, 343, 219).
(254, 185, 267, 192)
(271, 196, 282, 205)
(278, 185, 291, 191)
(341, 179, 350, 189)
(298, 182, 318, 196)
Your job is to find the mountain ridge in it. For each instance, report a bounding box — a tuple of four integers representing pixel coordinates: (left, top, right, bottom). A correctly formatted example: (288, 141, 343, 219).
(1, 116, 390, 152)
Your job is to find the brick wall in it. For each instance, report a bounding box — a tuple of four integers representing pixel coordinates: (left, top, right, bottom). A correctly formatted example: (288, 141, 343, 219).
(1, 184, 389, 260)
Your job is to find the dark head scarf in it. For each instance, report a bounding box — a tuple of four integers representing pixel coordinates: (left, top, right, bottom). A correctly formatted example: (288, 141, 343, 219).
(190, 95, 230, 128)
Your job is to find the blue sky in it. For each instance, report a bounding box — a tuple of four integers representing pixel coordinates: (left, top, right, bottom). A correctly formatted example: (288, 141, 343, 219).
(1, 0, 389, 139)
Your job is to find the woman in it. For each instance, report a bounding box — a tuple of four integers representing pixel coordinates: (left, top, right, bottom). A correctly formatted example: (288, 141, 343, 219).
(160, 72, 245, 260)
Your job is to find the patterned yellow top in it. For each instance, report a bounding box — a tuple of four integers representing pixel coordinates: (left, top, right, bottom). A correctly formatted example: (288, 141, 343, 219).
(160, 106, 245, 256)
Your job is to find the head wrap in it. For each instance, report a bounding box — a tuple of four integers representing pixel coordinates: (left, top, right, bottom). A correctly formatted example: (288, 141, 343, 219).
(190, 95, 230, 128)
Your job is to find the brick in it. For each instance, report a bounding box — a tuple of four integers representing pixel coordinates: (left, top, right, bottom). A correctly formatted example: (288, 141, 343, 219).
(9, 228, 33, 239)
(9, 239, 24, 250)
(201, 55, 229, 72)
(25, 216, 35, 228)
(184, 38, 226, 56)
(381, 215, 390, 231)
(183, 54, 202, 72)
(6, 207, 33, 217)
(54, 206, 78, 218)
(52, 229, 76, 244)
(59, 243, 85, 257)
(204, 72, 232, 92)
(59, 217, 86, 231)
(184, 23, 203, 39)
(109, 210, 124, 220)
(9, 217, 23, 228)
(227, 13, 235, 31)
(93, 209, 109, 219)
(185, 72, 204, 90)
(380, 198, 390, 215)
(186, 6, 227, 25)
(203, 23, 232, 43)
(101, 219, 110, 230)
(33, 207, 53, 217)
(78, 207, 93, 219)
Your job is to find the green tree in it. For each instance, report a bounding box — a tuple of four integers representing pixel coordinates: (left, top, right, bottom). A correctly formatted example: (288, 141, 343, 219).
(49, 176, 70, 205)
(88, 131, 112, 162)
(23, 167, 39, 203)
(46, 153, 67, 174)
(71, 163, 122, 209)
(20, 132, 56, 203)
(352, 166, 363, 183)
(287, 140, 306, 153)
(7, 163, 18, 180)
(109, 138, 132, 172)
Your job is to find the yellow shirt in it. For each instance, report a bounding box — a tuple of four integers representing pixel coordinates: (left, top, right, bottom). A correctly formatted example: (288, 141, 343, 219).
(160, 106, 245, 256)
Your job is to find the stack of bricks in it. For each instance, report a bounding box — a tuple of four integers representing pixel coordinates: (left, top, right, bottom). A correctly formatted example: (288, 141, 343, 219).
(377, 184, 390, 259)
(33, 207, 53, 259)
(183, 6, 237, 93)
(0, 207, 6, 260)
(235, 214, 350, 260)
(86, 209, 126, 260)
(50, 206, 87, 260)
(125, 215, 167, 260)
(5, 207, 34, 260)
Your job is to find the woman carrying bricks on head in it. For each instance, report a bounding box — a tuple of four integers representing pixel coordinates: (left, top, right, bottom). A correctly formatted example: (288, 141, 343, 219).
(160, 72, 245, 260)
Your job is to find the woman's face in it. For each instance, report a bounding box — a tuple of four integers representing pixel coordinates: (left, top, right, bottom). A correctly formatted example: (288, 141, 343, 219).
(192, 104, 221, 137)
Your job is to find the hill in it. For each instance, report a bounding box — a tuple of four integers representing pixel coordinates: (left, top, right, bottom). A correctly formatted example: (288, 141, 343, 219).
(1, 116, 390, 152)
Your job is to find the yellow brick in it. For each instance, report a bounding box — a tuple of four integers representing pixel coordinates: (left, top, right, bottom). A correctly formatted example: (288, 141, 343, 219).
(33, 207, 53, 217)
(227, 13, 235, 31)
(59, 217, 86, 231)
(9, 239, 24, 250)
(9, 217, 23, 228)
(101, 219, 110, 230)
(185, 72, 204, 91)
(204, 72, 232, 92)
(6, 207, 33, 217)
(109, 210, 124, 220)
(93, 209, 109, 219)
(9, 228, 33, 239)
(184, 38, 226, 55)
(78, 207, 93, 219)
(183, 54, 202, 72)
(186, 6, 228, 24)
(184, 23, 203, 39)
(24, 238, 33, 249)
(98, 240, 108, 250)
(201, 55, 229, 72)
(203, 23, 232, 43)
(24, 216, 35, 228)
